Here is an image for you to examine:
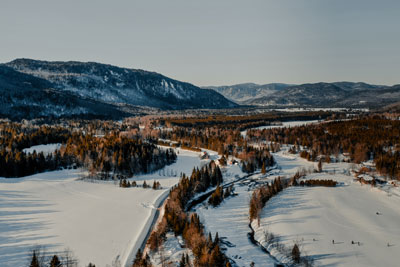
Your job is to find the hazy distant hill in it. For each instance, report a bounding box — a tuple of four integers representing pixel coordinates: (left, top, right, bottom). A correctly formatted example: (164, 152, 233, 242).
(204, 83, 290, 104)
(208, 81, 399, 109)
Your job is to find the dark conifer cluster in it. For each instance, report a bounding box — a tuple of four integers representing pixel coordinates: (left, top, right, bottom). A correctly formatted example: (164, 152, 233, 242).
(132, 249, 152, 267)
(298, 179, 337, 187)
(62, 134, 176, 179)
(240, 148, 274, 174)
(208, 185, 234, 207)
(0, 124, 76, 177)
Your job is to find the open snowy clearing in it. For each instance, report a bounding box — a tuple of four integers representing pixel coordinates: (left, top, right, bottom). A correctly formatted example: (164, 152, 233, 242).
(131, 147, 212, 187)
(0, 169, 167, 267)
(241, 120, 320, 137)
(253, 151, 400, 267)
(0, 147, 204, 267)
(270, 108, 369, 112)
(22, 143, 62, 155)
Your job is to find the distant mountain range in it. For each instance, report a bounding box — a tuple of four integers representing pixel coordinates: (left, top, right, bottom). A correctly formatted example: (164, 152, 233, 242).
(205, 82, 400, 109)
(0, 59, 237, 119)
(205, 83, 291, 103)
(1, 58, 399, 120)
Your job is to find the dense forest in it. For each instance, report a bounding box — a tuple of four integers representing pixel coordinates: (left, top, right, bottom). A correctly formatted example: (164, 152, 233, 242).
(245, 117, 400, 180)
(161, 111, 332, 129)
(0, 121, 176, 178)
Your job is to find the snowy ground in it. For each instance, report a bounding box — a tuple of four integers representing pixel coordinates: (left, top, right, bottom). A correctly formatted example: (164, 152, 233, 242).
(131, 147, 212, 187)
(241, 120, 320, 138)
(5, 141, 399, 266)
(193, 150, 316, 267)
(195, 146, 400, 267)
(270, 108, 369, 112)
(253, 149, 400, 267)
(0, 147, 205, 267)
(195, 180, 277, 266)
(149, 232, 194, 266)
(23, 143, 62, 155)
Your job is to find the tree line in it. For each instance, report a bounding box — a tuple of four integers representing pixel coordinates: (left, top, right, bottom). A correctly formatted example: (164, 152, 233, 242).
(161, 111, 331, 130)
(0, 122, 176, 178)
(246, 117, 400, 180)
(145, 161, 230, 266)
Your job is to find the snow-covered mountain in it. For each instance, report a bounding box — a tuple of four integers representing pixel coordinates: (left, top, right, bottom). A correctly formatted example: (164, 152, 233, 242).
(204, 83, 290, 104)
(208, 81, 399, 108)
(0, 65, 135, 120)
(1, 59, 237, 119)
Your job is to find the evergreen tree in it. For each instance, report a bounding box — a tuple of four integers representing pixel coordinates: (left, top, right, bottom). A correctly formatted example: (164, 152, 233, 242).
(50, 255, 62, 267)
(179, 253, 186, 267)
(292, 243, 301, 263)
(214, 232, 220, 246)
(261, 161, 266, 174)
(30, 251, 40, 267)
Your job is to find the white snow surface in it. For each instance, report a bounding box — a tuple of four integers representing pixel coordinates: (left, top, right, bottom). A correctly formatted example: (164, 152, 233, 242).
(252, 149, 400, 267)
(4, 141, 400, 267)
(195, 147, 400, 266)
(23, 143, 62, 155)
(241, 120, 320, 137)
(193, 151, 315, 267)
(195, 180, 277, 266)
(0, 147, 204, 267)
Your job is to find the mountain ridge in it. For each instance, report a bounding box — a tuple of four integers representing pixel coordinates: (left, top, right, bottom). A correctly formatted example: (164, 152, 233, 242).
(1, 58, 237, 119)
(207, 81, 399, 108)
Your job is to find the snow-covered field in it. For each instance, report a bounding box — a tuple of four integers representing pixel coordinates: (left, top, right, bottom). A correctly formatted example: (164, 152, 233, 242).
(196, 146, 400, 266)
(23, 143, 62, 155)
(4, 141, 400, 267)
(0, 147, 204, 267)
(241, 120, 320, 137)
(131, 147, 212, 187)
(271, 108, 369, 112)
(196, 179, 277, 266)
(252, 149, 400, 267)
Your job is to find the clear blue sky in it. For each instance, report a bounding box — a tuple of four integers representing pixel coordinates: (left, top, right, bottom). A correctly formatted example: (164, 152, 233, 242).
(1, 0, 399, 86)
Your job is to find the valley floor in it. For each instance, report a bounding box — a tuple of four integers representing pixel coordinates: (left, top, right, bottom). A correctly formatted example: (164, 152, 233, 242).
(2, 143, 400, 267)
(0, 148, 204, 267)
